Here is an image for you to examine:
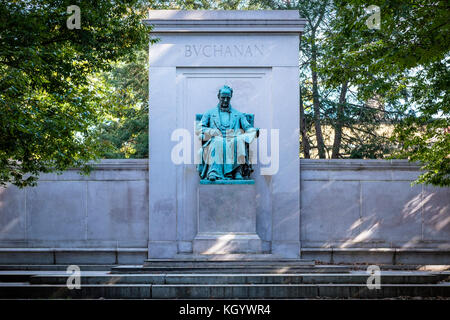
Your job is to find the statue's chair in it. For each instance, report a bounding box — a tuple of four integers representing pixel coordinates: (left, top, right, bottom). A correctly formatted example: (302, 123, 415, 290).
(196, 113, 255, 179)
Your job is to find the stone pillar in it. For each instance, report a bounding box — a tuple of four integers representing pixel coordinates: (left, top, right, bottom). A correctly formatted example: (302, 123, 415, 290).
(146, 10, 305, 259)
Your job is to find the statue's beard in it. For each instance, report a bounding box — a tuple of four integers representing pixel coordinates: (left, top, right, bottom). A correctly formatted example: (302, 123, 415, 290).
(220, 103, 230, 110)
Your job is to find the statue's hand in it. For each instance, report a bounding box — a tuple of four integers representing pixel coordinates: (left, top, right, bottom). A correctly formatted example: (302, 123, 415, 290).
(210, 129, 222, 137)
(233, 129, 245, 137)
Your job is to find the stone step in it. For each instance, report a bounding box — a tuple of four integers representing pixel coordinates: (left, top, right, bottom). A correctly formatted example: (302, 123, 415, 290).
(0, 283, 448, 299)
(152, 283, 450, 299)
(347, 264, 450, 272)
(143, 258, 315, 267)
(111, 265, 348, 274)
(157, 254, 313, 261)
(27, 273, 449, 285)
(0, 274, 32, 282)
(1, 264, 446, 272)
(0, 265, 116, 271)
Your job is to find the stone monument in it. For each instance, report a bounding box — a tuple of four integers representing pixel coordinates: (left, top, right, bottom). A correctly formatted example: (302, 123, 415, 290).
(145, 10, 305, 259)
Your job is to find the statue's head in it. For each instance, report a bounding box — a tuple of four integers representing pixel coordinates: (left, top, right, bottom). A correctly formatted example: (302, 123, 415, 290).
(217, 85, 233, 109)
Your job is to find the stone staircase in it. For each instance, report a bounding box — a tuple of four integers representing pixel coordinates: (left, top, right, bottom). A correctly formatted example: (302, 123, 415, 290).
(0, 260, 449, 299)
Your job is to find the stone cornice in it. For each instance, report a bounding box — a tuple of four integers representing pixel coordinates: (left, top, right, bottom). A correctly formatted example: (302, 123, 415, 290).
(300, 159, 422, 171)
(63, 159, 422, 171)
(67, 159, 148, 171)
(143, 10, 306, 33)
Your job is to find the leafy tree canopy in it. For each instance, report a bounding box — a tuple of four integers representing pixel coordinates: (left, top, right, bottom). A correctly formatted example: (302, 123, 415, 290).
(2, 0, 448, 187)
(97, 49, 149, 159)
(0, 0, 152, 187)
(325, 0, 449, 186)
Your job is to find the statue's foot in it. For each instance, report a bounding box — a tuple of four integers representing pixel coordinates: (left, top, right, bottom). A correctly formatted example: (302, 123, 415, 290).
(208, 174, 217, 181)
(234, 172, 243, 180)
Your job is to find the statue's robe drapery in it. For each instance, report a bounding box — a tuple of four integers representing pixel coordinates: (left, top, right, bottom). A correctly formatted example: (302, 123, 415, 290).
(196, 105, 258, 180)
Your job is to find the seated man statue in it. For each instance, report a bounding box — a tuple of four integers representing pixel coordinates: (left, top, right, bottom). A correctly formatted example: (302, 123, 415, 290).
(196, 85, 259, 181)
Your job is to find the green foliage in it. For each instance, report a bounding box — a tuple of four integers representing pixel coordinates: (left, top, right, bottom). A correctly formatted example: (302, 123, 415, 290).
(97, 50, 149, 159)
(3, 0, 447, 188)
(297, 0, 398, 159)
(0, 0, 151, 187)
(392, 59, 450, 186)
(328, 0, 450, 186)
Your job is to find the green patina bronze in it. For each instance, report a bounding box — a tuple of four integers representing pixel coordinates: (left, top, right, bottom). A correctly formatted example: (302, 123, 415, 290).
(196, 85, 259, 182)
(199, 179, 255, 185)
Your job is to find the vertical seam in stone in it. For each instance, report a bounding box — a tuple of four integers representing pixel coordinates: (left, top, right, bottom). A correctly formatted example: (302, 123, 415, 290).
(421, 183, 424, 241)
(390, 162, 393, 181)
(175, 69, 181, 253)
(148, 161, 151, 258)
(85, 182, 88, 241)
(24, 187, 28, 244)
(359, 181, 363, 220)
(299, 160, 302, 253)
(148, 61, 151, 260)
(359, 180, 363, 238)
(330, 247, 334, 264)
(197, 186, 200, 242)
(271, 170, 274, 249)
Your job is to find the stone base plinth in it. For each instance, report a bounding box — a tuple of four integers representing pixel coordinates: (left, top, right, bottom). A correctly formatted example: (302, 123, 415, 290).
(193, 233, 262, 254)
(193, 184, 262, 254)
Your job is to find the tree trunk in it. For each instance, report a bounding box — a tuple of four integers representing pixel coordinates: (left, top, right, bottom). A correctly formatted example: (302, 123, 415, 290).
(331, 80, 348, 158)
(310, 34, 326, 158)
(300, 87, 311, 158)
